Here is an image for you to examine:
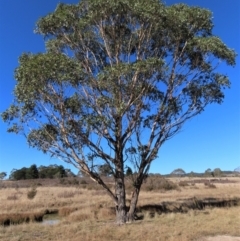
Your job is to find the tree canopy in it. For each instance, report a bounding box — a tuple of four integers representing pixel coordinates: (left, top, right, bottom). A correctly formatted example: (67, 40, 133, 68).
(1, 0, 236, 223)
(0, 172, 7, 180)
(213, 168, 222, 177)
(171, 168, 186, 176)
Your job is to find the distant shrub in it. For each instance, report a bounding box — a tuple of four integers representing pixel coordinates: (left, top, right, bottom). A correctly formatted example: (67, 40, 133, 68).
(204, 181, 216, 189)
(178, 181, 189, 187)
(80, 180, 88, 185)
(59, 178, 67, 185)
(145, 185, 154, 191)
(142, 176, 178, 191)
(208, 183, 216, 188)
(0, 183, 6, 189)
(27, 186, 37, 199)
(70, 178, 80, 185)
(59, 178, 81, 186)
(159, 179, 178, 191)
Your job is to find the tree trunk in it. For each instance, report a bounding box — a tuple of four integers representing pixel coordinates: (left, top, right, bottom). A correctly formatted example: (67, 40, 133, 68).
(116, 203, 127, 224)
(126, 170, 146, 222)
(115, 159, 127, 224)
(115, 177, 127, 224)
(127, 187, 140, 222)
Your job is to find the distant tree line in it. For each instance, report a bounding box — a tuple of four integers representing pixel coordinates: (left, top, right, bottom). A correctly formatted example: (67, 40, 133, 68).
(8, 163, 132, 180)
(204, 168, 222, 177)
(167, 167, 229, 178)
(9, 164, 75, 180)
(6, 165, 237, 181)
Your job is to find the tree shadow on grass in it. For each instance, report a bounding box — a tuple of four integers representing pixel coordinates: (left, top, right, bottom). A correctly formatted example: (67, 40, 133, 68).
(134, 197, 240, 220)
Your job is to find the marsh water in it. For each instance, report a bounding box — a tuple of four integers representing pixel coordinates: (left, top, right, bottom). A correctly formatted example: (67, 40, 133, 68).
(42, 213, 60, 225)
(42, 219, 60, 225)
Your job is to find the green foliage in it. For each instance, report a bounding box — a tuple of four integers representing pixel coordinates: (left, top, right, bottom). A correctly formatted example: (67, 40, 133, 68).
(171, 168, 186, 176)
(98, 164, 113, 176)
(204, 168, 212, 177)
(0, 172, 7, 180)
(125, 166, 133, 176)
(26, 164, 39, 179)
(38, 165, 68, 179)
(213, 168, 222, 177)
(9, 164, 71, 180)
(9, 168, 27, 180)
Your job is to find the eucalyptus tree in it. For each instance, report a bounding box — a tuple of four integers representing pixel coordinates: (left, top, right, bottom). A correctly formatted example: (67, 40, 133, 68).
(0, 172, 7, 180)
(1, 0, 236, 223)
(171, 168, 186, 176)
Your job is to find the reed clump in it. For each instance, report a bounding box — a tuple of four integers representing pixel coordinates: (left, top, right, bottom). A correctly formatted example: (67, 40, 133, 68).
(27, 186, 37, 199)
(0, 212, 44, 226)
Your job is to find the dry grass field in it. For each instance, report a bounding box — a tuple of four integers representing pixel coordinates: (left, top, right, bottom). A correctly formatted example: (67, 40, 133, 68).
(0, 176, 240, 241)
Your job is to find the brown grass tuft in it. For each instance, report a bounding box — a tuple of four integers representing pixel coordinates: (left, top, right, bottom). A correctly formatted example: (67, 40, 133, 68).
(204, 182, 217, 188)
(7, 194, 18, 201)
(58, 207, 78, 217)
(179, 180, 189, 187)
(57, 191, 75, 199)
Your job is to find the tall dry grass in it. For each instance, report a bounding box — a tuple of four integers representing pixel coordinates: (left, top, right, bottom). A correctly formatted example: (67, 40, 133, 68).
(0, 177, 239, 241)
(0, 206, 239, 241)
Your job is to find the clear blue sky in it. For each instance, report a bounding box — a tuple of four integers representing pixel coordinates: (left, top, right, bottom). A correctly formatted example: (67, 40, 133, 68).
(0, 0, 239, 177)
